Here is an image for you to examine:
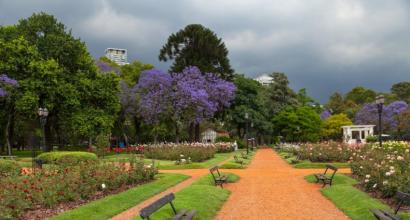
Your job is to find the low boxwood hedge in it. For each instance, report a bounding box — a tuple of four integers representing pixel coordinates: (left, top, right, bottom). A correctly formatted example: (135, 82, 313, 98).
(37, 151, 98, 164)
(0, 160, 21, 177)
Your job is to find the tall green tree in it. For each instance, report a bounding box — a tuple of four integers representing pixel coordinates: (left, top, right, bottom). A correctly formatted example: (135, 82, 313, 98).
(321, 113, 353, 140)
(391, 82, 410, 103)
(0, 13, 120, 151)
(267, 72, 298, 114)
(159, 24, 234, 80)
(325, 92, 346, 114)
(273, 106, 322, 142)
(345, 86, 376, 105)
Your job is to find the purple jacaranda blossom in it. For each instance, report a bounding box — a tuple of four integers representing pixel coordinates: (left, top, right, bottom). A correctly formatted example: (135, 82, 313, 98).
(355, 101, 408, 132)
(136, 66, 236, 125)
(0, 88, 6, 97)
(0, 74, 18, 86)
(320, 109, 332, 120)
(118, 80, 138, 114)
(96, 61, 120, 74)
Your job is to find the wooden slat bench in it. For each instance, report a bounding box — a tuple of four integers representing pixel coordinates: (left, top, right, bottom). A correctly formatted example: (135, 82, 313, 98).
(370, 191, 410, 220)
(314, 164, 338, 187)
(234, 155, 244, 168)
(139, 193, 196, 220)
(0, 156, 17, 160)
(209, 166, 228, 188)
(241, 152, 248, 159)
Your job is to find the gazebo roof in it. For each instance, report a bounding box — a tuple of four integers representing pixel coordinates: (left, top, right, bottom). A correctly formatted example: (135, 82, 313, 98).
(341, 125, 375, 128)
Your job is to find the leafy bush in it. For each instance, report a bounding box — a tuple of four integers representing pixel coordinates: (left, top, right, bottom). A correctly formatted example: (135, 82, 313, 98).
(143, 143, 216, 162)
(0, 156, 157, 218)
(37, 151, 98, 164)
(234, 138, 246, 149)
(0, 160, 21, 177)
(321, 113, 353, 140)
(351, 141, 410, 198)
(365, 135, 378, 143)
(215, 136, 232, 143)
(298, 142, 355, 162)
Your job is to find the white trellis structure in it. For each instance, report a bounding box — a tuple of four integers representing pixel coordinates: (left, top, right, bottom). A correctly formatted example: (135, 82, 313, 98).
(342, 125, 375, 144)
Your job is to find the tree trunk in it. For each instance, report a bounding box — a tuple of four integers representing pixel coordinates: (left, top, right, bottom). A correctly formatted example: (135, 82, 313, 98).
(134, 116, 141, 144)
(5, 112, 13, 156)
(194, 123, 200, 142)
(189, 123, 194, 142)
(175, 123, 180, 143)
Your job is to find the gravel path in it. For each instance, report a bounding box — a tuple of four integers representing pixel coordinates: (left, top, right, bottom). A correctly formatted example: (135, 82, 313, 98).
(215, 148, 350, 220)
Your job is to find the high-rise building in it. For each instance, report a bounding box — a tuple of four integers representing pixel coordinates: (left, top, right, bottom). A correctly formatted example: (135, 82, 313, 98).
(105, 48, 129, 65)
(254, 74, 273, 86)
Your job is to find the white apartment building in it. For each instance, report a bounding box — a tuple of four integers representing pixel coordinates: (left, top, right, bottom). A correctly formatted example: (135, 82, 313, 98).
(254, 74, 273, 86)
(105, 48, 129, 65)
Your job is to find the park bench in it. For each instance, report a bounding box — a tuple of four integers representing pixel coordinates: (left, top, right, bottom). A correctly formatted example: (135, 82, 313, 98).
(314, 164, 338, 187)
(241, 152, 248, 159)
(140, 193, 196, 220)
(370, 191, 410, 220)
(209, 166, 228, 188)
(233, 155, 244, 167)
(0, 156, 17, 160)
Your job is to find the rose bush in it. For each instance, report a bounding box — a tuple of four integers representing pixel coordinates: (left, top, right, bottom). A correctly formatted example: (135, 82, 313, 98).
(143, 143, 217, 162)
(298, 142, 356, 162)
(0, 156, 157, 218)
(351, 141, 410, 197)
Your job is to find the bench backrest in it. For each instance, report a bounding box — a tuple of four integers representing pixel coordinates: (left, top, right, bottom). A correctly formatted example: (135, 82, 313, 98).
(394, 191, 410, 214)
(324, 164, 338, 178)
(209, 166, 221, 180)
(140, 193, 177, 219)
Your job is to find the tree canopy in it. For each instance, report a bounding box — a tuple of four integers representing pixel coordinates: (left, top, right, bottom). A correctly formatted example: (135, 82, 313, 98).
(159, 24, 234, 80)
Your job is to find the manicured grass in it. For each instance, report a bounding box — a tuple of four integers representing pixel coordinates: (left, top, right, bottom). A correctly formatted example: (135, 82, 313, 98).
(133, 173, 240, 220)
(277, 151, 350, 169)
(219, 151, 255, 169)
(51, 173, 189, 220)
(305, 174, 410, 220)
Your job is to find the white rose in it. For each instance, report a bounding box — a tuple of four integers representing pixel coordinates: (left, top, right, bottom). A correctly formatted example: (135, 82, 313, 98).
(365, 179, 369, 183)
(101, 183, 106, 189)
(365, 174, 371, 178)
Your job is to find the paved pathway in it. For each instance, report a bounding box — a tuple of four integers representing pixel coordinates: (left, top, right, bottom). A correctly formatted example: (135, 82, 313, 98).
(215, 149, 349, 220)
(112, 149, 351, 220)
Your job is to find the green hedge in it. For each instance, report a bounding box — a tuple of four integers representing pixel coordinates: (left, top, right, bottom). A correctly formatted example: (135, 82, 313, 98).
(0, 160, 21, 177)
(37, 151, 97, 164)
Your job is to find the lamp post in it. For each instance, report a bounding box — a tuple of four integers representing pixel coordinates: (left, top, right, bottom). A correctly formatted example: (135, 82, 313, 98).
(38, 108, 49, 152)
(245, 112, 249, 154)
(375, 95, 384, 148)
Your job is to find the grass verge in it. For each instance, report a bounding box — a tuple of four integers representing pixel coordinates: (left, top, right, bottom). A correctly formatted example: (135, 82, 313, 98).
(133, 173, 240, 220)
(305, 174, 410, 220)
(51, 173, 189, 220)
(219, 151, 255, 169)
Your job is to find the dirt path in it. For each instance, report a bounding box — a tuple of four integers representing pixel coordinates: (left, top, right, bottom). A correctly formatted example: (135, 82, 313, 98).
(215, 148, 350, 220)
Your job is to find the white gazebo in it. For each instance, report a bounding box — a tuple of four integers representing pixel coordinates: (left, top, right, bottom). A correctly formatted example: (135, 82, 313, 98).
(342, 125, 375, 144)
(201, 128, 217, 143)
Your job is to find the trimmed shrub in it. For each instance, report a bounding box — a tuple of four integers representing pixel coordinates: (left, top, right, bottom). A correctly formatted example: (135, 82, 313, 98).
(37, 151, 97, 164)
(0, 160, 21, 177)
(298, 142, 355, 162)
(144, 144, 216, 162)
(215, 142, 234, 153)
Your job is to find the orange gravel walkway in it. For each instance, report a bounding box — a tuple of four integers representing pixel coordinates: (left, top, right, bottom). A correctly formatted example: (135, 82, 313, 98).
(215, 148, 349, 220)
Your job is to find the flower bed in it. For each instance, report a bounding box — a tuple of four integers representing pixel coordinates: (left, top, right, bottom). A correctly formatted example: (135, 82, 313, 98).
(297, 142, 356, 162)
(143, 143, 217, 162)
(351, 141, 410, 197)
(0, 156, 157, 218)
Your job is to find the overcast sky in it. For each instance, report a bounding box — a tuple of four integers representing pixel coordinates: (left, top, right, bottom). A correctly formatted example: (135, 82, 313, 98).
(1, 0, 410, 102)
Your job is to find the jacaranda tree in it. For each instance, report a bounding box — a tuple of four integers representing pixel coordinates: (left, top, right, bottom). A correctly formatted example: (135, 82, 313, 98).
(137, 66, 235, 142)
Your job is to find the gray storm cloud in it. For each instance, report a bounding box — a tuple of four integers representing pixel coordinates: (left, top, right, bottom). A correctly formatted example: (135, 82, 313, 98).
(0, 0, 410, 102)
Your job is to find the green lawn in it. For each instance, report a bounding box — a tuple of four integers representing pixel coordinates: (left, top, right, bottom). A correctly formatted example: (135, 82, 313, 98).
(51, 173, 189, 220)
(133, 173, 240, 220)
(277, 151, 350, 169)
(219, 151, 255, 169)
(305, 174, 410, 220)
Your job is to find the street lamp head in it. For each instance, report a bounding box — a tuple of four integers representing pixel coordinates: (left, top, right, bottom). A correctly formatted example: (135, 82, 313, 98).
(245, 112, 249, 119)
(375, 95, 385, 105)
(38, 108, 43, 116)
(43, 108, 49, 117)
